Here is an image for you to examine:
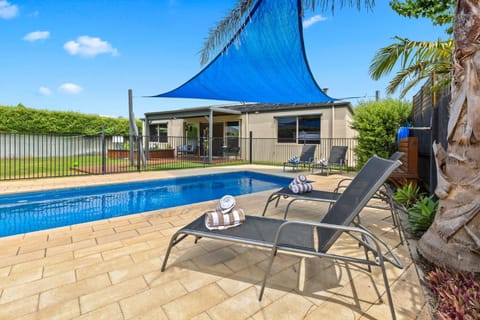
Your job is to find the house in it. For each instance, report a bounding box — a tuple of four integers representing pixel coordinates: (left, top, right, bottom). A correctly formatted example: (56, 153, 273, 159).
(143, 101, 356, 163)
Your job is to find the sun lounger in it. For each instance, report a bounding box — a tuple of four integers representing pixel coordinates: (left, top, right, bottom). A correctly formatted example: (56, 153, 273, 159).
(283, 144, 316, 172)
(263, 152, 406, 244)
(311, 145, 347, 175)
(161, 155, 403, 319)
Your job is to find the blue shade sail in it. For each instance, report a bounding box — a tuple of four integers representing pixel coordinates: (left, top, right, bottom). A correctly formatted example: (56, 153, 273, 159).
(152, 0, 335, 103)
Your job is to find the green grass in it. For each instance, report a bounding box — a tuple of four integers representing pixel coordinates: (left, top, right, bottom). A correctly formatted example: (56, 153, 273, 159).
(0, 156, 130, 179)
(1, 156, 259, 180)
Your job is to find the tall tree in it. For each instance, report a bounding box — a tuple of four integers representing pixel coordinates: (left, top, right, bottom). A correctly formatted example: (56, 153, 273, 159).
(200, 0, 480, 272)
(418, 0, 480, 272)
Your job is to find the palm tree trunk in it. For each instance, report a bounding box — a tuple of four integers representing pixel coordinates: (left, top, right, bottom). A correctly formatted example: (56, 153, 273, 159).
(418, 0, 480, 272)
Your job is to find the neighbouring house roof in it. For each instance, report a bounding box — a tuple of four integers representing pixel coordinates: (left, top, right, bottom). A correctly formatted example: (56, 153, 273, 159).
(150, 0, 335, 104)
(143, 101, 353, 122)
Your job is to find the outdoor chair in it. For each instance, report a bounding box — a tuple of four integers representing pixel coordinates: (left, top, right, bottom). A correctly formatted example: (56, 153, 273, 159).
(161, 156, 403, 320)
(263, 152, 405, 244)
(312, 146, 348, 175)
(177, 144, 196, 157)
(283, 144, 316, 172)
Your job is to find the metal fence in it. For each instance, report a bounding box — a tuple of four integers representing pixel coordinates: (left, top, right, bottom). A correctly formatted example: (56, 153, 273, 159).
(0, 132, 358, 180)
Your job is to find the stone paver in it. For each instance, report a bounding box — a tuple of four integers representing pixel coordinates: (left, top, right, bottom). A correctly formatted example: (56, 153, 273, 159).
(0, 165, 429, 319)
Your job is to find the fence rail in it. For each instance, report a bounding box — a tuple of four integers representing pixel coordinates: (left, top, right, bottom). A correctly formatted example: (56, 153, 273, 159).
(0, 132, 358, 180)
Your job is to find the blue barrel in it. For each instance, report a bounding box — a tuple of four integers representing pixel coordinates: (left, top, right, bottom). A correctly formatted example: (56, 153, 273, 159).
(397, 127, 410, 142)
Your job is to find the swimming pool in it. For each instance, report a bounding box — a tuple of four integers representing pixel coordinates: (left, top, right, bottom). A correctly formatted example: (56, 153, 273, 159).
(0, 171, 291, 237)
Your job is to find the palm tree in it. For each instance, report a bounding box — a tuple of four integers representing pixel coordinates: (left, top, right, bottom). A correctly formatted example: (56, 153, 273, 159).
(200, 0, 480, 273)
(369, 36, 453, 98)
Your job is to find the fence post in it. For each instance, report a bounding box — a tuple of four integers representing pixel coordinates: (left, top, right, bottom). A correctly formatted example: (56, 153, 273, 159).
(137, 136, 141, 172)
(101, 125, 106, 174)
(249, 131, 253, 164)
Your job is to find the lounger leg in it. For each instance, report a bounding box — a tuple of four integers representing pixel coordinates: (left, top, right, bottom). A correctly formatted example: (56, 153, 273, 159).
(284, 199, 299, 219)
(259, 245, 278, 301)
(161, 232, 188, 272)
(380, 260, 397, 320)
(389, 198, 404, 246)
(262, 193, 279, 216)
(361, 235, 373, 273)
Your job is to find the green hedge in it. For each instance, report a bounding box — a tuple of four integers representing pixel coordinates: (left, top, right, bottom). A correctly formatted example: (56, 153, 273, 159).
(0, 104, 141, 135)
(351, 99, 412, 168)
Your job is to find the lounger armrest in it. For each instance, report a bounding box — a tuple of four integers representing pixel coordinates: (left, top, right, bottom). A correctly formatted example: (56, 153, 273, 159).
(273, 220, 403, 269)
(334, 178, 353, 193)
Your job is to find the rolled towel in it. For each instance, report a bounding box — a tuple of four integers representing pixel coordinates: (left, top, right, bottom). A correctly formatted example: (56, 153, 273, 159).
(289, 181, 313, 194)
(292, 174, 307, 185)
(288, 155, 299, 164)
(216, 195, 236, 214)
(205, 208, 246, 230)
(317, 158, 328, 166)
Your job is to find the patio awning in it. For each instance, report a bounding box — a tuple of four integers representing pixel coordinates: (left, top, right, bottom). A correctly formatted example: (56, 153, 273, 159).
(151, 0, 335, 104)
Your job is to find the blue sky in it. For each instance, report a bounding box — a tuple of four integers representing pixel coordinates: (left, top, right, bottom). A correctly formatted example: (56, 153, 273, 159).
(0, 0, 448, 118)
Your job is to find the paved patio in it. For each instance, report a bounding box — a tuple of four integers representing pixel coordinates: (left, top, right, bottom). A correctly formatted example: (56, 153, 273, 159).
(0, 165, 430, 319)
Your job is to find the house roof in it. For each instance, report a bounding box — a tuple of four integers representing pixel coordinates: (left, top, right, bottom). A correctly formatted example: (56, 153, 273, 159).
(144, 101, 353, 121)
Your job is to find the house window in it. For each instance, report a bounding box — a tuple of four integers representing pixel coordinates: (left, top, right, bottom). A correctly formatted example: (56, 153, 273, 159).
(277, 115, 321, 144)
(277, 117, 296, 143)
(149, 123, 168, 142)
(298, 116, 320, 144)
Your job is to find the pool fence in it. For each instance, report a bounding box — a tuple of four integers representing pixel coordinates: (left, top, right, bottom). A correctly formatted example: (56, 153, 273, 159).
(0, 132, 358, 180)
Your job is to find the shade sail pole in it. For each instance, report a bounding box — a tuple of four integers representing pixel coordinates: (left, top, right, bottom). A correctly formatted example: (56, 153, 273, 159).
(128, 89, 146, 167)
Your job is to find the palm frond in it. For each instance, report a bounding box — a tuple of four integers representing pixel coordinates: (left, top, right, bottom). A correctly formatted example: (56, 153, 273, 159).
(200, 0, 377, 65)
(200, 0, 255, 65)
(370, 37, 453, 80)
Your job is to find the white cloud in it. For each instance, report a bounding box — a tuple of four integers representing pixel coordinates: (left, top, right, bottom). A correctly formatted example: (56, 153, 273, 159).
(303, 15, 327, 29)
(58, 83, 83, 94)
(0, 0, 18, 19)
(23, 31, 50, 42)
(63, 36, 119, 57)
(38, 86, 52, 96)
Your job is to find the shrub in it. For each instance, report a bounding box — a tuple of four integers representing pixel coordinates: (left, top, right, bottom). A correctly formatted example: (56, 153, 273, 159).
(407, 195, 438, 234)
(0, 104, 141, 135)
(393, 182, 422, 209)
(351, 99, 411, 168)
(425, 267, 480, 320)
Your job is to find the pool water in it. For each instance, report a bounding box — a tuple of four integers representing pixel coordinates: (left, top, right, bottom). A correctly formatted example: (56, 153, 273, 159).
(0, 171, 290, 237)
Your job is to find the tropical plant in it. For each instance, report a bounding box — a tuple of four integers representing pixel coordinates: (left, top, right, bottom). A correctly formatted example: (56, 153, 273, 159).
(201, 0, 480, 273)
(350, 99, 411, 168)
(369, 37, 453, 98)
(393, 182, 423, 209)
(407, 195, 438, 234)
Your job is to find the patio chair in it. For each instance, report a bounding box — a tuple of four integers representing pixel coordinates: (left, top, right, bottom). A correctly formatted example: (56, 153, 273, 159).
(161, 156, 403, 320)
(283, 144, 316, 172)
(263, 152, 406, 244)
(312, 145, 347, 175)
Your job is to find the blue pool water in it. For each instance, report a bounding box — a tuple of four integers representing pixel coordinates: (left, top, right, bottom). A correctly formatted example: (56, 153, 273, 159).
(0, 171, 290, 237)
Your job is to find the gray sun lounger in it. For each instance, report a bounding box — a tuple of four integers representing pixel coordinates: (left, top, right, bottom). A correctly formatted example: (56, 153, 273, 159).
(311, 145, 348, 175)
(161, 155, 403, 319)
(263, 152, 406, 244)
(283, 144, 316, 172)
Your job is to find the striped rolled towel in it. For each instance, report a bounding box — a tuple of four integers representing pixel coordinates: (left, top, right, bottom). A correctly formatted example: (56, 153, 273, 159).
(289, 181, 313, 194)
(288, 155, 300, 164)
(205, 208, 246, 230)
(292, 174, 307, 185)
